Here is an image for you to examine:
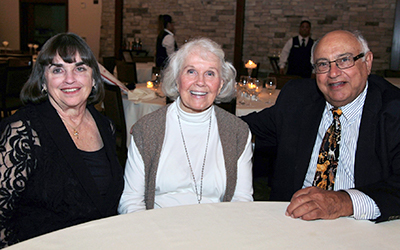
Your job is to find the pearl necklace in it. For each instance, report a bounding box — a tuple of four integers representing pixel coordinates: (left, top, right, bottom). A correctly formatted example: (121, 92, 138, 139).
(177, 114, 212, 204)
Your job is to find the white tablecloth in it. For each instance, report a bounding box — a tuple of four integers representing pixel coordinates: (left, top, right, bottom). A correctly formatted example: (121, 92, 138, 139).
(236, 89, 280, 116)
(122, 84, 165, 147)
(385, 77, 400, 88)
(7, 202, 400, 249)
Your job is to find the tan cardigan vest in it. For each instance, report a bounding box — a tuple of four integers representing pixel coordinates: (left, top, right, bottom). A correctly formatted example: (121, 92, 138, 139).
(132, 104, 249, 209)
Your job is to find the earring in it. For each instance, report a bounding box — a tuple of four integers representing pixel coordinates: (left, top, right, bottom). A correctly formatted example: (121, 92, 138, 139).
(41, 85, 47, 94)
(92, 79, 98, 91)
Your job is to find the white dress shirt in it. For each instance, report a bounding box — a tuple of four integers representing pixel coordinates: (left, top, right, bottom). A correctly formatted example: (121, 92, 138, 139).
(303, 82, 381, 220)
(118, 99, 254, 214)
(162, 29, 176, 57)
(278, 35, 310, 69)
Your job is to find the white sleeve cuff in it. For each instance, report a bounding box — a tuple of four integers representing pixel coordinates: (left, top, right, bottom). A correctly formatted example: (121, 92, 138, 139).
(344, 189, 381, 220)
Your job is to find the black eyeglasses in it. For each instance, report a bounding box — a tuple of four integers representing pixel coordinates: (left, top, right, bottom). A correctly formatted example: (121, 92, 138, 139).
(313, 53, 365, 74)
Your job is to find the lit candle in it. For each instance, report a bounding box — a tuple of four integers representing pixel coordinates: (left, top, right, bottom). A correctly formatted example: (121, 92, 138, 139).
(245, 60, 257, 69)
(248, 83, 256, 89)
(147, 81, 153, 88)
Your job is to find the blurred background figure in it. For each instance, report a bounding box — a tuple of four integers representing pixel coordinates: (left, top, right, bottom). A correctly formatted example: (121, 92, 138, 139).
(0, 33, 124, 247)
(156, 14, 178, 68)
(279, 20, 314, 78)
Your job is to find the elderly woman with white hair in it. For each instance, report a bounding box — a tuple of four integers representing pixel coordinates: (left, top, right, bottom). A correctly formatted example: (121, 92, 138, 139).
(118, 37, 253, 213)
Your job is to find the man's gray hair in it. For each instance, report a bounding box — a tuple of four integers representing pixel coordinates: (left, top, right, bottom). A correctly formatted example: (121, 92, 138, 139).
(310, 30, 370, 64)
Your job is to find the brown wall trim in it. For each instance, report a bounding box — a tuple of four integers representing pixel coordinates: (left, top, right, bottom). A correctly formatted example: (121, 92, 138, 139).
(234, 0, 245, 77)
(115, 0, 123, 59)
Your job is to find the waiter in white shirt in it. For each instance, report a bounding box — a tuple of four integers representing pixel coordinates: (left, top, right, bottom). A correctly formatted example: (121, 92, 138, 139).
(278, 20, 314, 78)
(156, 14, 178, 68)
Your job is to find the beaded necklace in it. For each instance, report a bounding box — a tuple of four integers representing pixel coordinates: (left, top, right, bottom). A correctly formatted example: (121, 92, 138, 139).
(177, 114, 212, 204)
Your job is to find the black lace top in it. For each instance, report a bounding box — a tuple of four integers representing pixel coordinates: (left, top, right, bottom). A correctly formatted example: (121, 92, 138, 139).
(0, 100, 124, 248)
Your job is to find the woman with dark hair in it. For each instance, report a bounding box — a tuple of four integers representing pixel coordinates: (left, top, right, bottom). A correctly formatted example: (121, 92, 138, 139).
(0, 33, 124, 247)
(119, 37, 253, 214)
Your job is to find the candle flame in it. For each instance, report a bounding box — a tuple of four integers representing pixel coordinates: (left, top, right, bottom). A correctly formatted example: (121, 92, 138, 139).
(245, 60, 257, 69)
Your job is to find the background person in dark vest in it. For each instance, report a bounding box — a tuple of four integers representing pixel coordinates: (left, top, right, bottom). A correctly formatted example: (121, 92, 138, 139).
(279, 20, 314, 78)
(156, 14, 178, 68)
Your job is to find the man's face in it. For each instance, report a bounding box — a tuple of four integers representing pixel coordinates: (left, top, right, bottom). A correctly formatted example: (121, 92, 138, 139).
(167, 21, 175, 33)
(299, 22, 311, 37)
(314, 30, 373, 107)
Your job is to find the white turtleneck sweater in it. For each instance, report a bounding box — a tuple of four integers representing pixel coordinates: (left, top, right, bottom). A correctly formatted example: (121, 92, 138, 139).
(118, 98, 253, 214)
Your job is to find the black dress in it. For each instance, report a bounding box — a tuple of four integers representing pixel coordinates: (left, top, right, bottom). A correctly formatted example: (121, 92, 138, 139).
(0, 100, 124, 247)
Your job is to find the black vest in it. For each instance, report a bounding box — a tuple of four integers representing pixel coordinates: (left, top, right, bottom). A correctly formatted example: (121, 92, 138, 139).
(287, 36, 314, 78)
(156, 31, 178, 68)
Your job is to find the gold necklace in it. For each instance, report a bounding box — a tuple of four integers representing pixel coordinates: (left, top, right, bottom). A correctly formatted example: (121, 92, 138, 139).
(59, 112, 86, 140)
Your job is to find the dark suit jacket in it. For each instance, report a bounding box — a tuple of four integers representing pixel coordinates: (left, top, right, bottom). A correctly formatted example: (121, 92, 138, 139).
(0, 100, 124, 245)
(242, 74, 400, 222)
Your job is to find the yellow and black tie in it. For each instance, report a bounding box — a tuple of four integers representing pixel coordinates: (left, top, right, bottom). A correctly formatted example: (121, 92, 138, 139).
(313, 108, 342, 190)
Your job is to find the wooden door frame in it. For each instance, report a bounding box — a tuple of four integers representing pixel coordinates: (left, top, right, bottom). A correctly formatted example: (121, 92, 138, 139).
(234, 0, 245, 77)
(115, 0, 123, 59)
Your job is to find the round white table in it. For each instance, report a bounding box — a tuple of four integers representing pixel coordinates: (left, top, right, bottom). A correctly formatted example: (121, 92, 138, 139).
(7, 202, 400, 249)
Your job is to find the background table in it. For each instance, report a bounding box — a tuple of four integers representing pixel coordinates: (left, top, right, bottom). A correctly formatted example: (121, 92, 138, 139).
(136, 62, 155, 83)
(385, 77, 400, 88)
(236, 89, 280, 116)
(122, 84, 165, 147)
(7, 202, 400, 249)
(122, 86, 280, 147)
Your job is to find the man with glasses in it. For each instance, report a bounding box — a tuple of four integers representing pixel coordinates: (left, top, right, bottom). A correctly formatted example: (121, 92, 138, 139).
(242, 30, 400, 222)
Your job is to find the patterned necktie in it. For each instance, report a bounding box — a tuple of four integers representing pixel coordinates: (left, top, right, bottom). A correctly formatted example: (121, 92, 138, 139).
(301, 38, 305, 47)
(313, 108, 342, 190)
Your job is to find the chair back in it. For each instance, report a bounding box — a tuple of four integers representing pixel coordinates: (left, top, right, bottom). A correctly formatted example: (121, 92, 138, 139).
(214, 98, 236, 115)
(7, 56, 32, 67)
(116, 60, 138, 84)
(0, 59, 31, 118)
(268, 56, 280, 74)
(0, 62, 7, 91)
(0, 62, 9, 113)
(102, 57, 116, 74)
(268, 73, 301, 89)
(103, 84, 128, 165)
(152, 66, 161, 76)
(6, 59, 32, 97)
